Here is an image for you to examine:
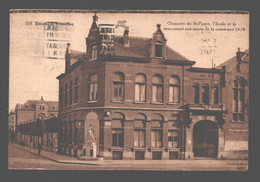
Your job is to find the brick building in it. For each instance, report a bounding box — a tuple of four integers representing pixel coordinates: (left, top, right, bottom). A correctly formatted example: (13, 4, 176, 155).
(216, 48, 249, 159)
(16, 116, 59, 152)
(13, 97, 59, 151)
(8, 110, 16, 132)
(56, 15, 248, 160)
(14, 96, 58, 129)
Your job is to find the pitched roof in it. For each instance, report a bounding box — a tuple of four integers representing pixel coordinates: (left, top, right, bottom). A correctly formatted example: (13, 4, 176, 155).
(19, 100, 58, 111)
(216, 49, 249, 69)
(68, 36, 191, 62)
(112, 36, 191, 61)
(70, 50, 86, 60)
(187, 67, 224, 73)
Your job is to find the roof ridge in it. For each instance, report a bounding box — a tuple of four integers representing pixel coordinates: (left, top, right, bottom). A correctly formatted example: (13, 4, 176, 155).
(114, 35, 152, 41)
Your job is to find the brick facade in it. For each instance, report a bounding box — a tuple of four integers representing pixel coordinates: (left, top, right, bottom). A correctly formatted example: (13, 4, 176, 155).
(57, 15, 248, 160)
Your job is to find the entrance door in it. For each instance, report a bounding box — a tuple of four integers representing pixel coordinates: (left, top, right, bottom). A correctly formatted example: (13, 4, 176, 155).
(193, 120, 218, 158)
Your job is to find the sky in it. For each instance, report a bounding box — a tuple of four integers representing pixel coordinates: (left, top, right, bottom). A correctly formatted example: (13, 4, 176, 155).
(9, 11, 249, 112)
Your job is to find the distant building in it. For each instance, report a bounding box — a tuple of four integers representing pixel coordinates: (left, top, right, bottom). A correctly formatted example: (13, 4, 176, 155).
(56, 14, 248, 160)
(14, 96, 58, 129)
(216, 48, 249, 159)
(14, 97, 59, 151)
(8, 109, 16, 132)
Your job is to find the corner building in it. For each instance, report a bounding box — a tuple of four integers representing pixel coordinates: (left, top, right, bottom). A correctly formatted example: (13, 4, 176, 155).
(57, 15, 247, 160)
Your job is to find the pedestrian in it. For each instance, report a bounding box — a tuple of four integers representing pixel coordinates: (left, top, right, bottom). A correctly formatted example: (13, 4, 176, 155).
(38, 144, 42, 155)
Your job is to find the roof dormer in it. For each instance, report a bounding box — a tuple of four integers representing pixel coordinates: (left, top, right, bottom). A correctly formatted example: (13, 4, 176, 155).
(86, 14, 101, 61)
(150, 24, 167, 59)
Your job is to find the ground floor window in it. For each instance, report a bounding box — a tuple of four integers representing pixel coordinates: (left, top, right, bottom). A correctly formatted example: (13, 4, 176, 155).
(112, 129, 124, 147)
(134, 130, 145, 147)
(168, 130, 179, 148)
(169, 151, 179, 160)
(151, 130, 162, 147)
(135, 151, 145, 160)
(152, 151, 162, 160)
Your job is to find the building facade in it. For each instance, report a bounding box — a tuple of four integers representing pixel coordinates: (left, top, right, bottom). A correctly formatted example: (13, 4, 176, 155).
(56, 15, 248, 160)
(14, 96, 58, 129)
(13, 96, 59, 150)
(216, 48, 249, 159)
(16, 116, 59, 152)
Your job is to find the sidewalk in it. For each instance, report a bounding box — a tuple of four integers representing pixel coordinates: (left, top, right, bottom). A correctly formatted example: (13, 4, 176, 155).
(10, 143, 248, 166)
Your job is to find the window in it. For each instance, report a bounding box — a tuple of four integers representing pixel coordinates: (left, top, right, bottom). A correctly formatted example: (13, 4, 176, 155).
(113, 72, 124, 101)
(155, 41, 162, 57)
(64, 84, 68, 107)
(88, 74, 98, 101)
(74, 77, 79, 103)
(135, 74, 146, 102)
(112, 113, 124, 147)
(193, 84, 200, 104)
(74, 122, 77, 144)
(69, 81, 73, 105)
(151, 130, 162, 147)
(112, 130, 124, 147)
(151, 114, 163, 148)
(212, 85, 219, 105)
(134, 114, 146, 147)
(168, 130, 179, 148)
(69, 121, 72, 144)
(233, 77, 246, 121)
(169, 76, 180, 103)
(91, 45, 98, 60)
(59, 122, 63, 143)
(64, 122, 68, 143)
(202, 85, 209, 104)
(134, 130, 145, 147)
(59, 86, 63, 108)
(152, 74, 163, 103)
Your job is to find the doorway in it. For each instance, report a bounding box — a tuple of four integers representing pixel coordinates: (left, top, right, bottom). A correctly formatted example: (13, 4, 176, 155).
(193, 120, 218, 158)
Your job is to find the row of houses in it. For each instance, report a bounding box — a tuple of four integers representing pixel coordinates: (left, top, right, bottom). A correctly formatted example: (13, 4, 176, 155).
(10, 14, 249, 160)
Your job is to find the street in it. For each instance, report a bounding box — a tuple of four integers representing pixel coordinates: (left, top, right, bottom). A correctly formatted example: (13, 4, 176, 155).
(8, 144, 248, 171)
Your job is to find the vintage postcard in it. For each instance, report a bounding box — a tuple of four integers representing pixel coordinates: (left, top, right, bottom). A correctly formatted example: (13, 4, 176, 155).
(9, 10, 249, 171)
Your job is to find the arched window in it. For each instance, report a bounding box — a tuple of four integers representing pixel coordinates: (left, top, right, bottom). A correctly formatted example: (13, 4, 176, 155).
(69, 81, 73, 105)
(151, 114, 163, 148)
(91, 45, 98, 60)
(64, 84, 68, 107)
(233, 77, 246, 121)
(74, 77, 79, 103)
(59, 86, 63, 108)
(169, 76, 180, 103)
(88, 74, 98, 101)
(113, 72, 124, 101)
(135, 74, 146, 102)
(152, 74, 163, 103)
(112, 112, 124, 147)
(134, 113, 146, 148)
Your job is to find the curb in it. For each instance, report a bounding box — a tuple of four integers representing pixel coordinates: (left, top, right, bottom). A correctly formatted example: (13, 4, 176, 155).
(11, 144, 98, 166)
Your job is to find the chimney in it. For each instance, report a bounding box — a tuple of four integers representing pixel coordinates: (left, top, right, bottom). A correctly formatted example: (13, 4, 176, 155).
(123, 29, 130, 47)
